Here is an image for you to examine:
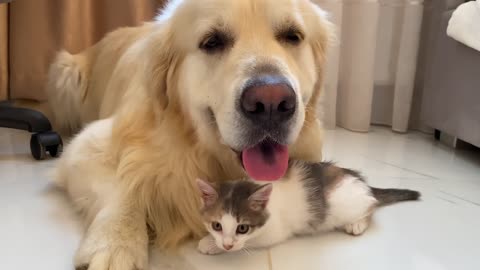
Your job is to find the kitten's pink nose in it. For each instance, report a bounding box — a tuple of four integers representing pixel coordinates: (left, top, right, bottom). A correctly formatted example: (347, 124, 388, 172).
(223, 244, 233, 250)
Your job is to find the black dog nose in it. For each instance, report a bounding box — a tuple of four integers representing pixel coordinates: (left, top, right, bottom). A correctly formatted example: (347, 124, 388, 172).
(240, 76, 296, 125)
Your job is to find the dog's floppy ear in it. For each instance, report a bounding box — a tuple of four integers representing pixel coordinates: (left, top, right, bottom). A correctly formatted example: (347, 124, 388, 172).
(144, 23, 179, 111)
(289, 2, 335, 162)
(109, 17, 180, 155)
(307, 3, 335, 70)
(303, 2, 335, 112)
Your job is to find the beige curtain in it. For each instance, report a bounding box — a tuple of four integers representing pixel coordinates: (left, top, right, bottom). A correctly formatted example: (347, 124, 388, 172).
(316, 0, 428, 133)
(5, 0, 165, 102)
(0, 4, 7, 101)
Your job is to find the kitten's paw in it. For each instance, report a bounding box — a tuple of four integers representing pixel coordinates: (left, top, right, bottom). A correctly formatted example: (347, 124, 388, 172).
(345, 217, 370, 236)
(198, 237, 224, 255)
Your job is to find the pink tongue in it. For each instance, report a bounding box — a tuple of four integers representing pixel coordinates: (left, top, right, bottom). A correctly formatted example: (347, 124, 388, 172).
(242, 141, 289, 181)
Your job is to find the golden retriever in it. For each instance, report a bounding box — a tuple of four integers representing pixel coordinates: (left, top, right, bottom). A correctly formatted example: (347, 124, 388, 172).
(50, 0, 332, 269)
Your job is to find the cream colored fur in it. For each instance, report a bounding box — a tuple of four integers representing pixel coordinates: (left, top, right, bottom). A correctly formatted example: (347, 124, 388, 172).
(49, 0, 333, 269)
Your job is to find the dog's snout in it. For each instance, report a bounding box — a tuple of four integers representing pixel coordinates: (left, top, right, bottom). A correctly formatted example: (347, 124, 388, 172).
(240, 76, 296, 125)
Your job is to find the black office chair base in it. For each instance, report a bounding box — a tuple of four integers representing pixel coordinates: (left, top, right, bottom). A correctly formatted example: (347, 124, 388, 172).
(0, 103, 63, 160)
(30, 131, 63, 160)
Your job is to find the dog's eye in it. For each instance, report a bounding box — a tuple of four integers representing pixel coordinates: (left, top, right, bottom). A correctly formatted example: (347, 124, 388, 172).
(200, 31, 230, 53)
(278, 28, 304, 45)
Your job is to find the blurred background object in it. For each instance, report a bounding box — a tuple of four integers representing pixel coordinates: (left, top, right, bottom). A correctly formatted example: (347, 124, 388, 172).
(0, 0, 478, 148)
(0, 3, 7, 101)
(0, 0, 166, 159)
(315, 0, 480, 149)
(421, 0, 480, 148)
(316, 0, 426, 133)
(0, 0, 166, 102)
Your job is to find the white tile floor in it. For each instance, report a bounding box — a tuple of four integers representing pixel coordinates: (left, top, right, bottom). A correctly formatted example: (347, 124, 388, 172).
(1, 126, 480, 270)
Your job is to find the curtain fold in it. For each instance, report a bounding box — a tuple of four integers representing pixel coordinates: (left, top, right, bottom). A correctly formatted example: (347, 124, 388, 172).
(8, 0, 165, 101)
(0, 4, 7, 101)
(316, 0, 426, 132)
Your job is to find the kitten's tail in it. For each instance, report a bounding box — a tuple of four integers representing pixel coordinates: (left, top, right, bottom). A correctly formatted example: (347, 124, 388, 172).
(371, 187, 421, 206)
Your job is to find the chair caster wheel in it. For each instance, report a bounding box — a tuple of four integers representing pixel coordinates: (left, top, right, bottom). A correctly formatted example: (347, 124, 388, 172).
(30, 131, 63, 160)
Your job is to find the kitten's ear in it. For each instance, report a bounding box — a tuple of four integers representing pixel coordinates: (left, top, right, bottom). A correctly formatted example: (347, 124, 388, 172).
(196, 178, 218, 207)
(248, 184, 273, 211)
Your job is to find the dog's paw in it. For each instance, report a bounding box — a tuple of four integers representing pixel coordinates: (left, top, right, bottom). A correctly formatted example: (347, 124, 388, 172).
(197, 236, 224, 255)
(75, 246, 147, 270)
(344, 217, 370, 236)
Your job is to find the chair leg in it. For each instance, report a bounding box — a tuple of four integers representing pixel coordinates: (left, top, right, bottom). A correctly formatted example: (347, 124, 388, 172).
(434, 129, 441, 141)
(1, 104, 63, 160)
(30, 131, 63, 160)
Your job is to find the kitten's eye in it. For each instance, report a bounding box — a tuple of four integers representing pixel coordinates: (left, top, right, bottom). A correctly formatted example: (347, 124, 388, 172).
(199, 31, 230, 53)
(211, 222, 223, 232)
(236, 224, 250, 234)
(278, 28, 304, 45)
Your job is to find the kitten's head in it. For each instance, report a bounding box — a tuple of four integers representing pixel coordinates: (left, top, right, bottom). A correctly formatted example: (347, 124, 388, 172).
(196, 178, 272, 252)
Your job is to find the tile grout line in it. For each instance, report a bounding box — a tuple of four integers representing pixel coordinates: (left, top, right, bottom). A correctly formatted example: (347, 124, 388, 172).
(362, 155, 439, 179)
(439, 190, 480, 206)
(267, 248, 273, 270)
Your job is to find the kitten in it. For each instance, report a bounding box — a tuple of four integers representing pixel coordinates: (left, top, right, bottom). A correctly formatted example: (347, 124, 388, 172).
(196, 161, 420, 255)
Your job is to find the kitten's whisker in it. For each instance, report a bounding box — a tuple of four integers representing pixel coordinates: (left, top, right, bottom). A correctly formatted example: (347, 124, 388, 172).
(248, 247, 254, 255)
(242, 247, 252, 256)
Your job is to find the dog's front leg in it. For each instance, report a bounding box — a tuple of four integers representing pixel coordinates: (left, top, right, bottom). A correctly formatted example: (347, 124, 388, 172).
(74, 196, 148, 270)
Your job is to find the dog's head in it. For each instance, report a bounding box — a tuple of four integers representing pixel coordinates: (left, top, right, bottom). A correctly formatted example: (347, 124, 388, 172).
(147, 0, 332, 181)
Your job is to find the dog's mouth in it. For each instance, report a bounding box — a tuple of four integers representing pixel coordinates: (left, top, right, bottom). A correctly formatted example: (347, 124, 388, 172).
(208, 108, 290, 181)
(237, 138, 289, 181)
